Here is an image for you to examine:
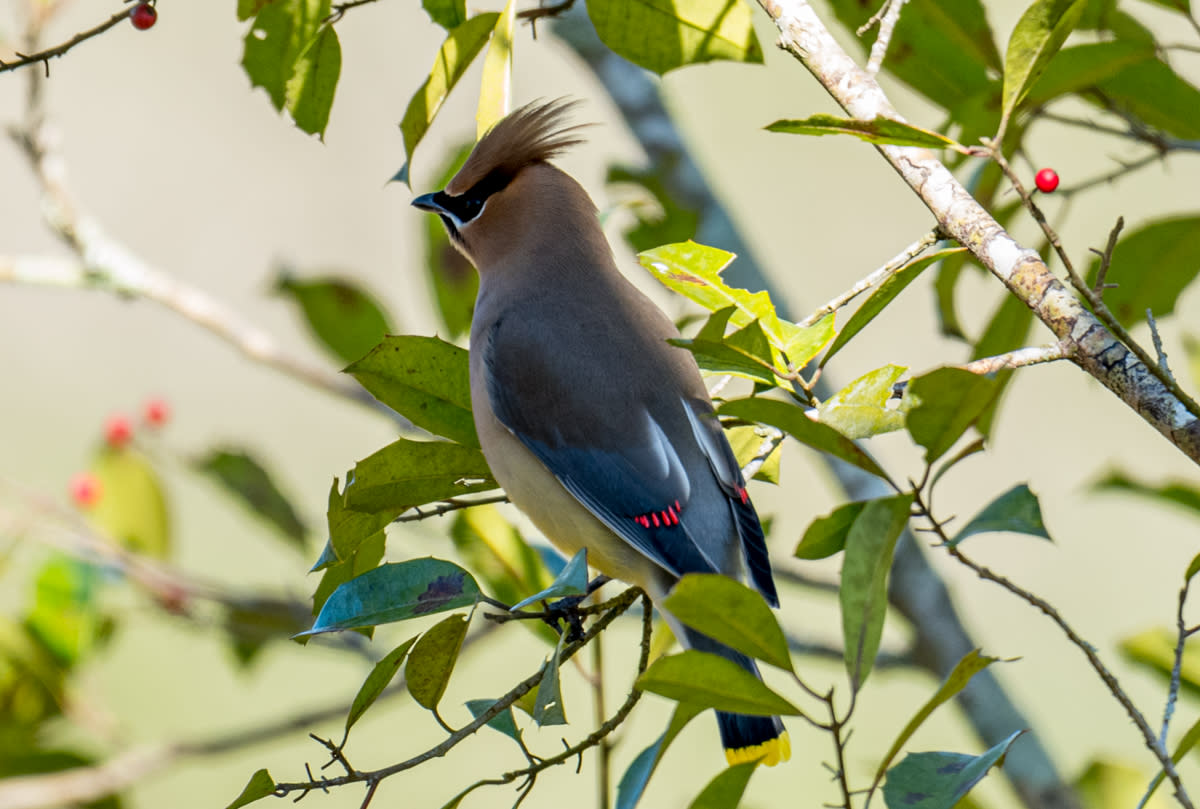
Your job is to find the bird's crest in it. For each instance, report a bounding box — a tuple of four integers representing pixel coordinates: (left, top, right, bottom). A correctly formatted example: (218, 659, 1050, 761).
(446, 99, 589, 196)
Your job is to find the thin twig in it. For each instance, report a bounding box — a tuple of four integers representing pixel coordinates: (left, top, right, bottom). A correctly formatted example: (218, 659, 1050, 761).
(957, 343, 1073, 376)
(798, 229, 940, 328)
(0, 5, 133, 75)
(912, 483, 1194, 809)
(393, 494, 511, 523)
(864, 0, 908, 76)
(1147, 311, 1176, 384)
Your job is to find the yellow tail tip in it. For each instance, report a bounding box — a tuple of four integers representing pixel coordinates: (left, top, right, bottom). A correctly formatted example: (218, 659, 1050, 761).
(724, 731, 791, 767)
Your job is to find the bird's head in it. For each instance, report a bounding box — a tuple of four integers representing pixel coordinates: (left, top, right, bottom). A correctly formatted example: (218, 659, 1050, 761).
(412, 99, 595, 271)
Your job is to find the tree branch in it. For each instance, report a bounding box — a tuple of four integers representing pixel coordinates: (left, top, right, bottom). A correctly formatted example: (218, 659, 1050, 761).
(756, 0, 1200, 464)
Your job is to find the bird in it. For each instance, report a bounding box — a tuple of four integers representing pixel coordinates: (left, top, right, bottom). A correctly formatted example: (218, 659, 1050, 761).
(411, 99, 789, 767)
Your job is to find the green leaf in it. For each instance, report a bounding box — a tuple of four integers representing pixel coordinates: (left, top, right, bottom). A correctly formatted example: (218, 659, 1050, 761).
(423, 144, 478, 339)
(274, 273, 393, 365)
(687, 760, 759, 809)
(311, 530, 385, 621)
(89, 447, 170, 558)
(1000, 0, 1087, 127)
(817, 365, 908, 440)
(1094, 57, 1200, 139)
(512, 548, 589, 610)
(671, 308, 780, 386)
(951, 484, 1052, 545)
(533, 633, 569, 726)
(1086, 217, 1200, 326)
(1120, 628, 1200, 697)
(423, 0, 466, 29)
(616, 702, 705, 809)
(226, 769, 276, 809)
(1024, 40, 1154, 106)
(241, 0, 330, 111)
(586, 0, 762, 75)
(195, 449, 307, 550)
(823, 249, 963, 366)
(795, 501, 867, 561)
(663, 574, 791, 671)
(465, 698, 523, 743)
(476, 0, 515, 138)
(1186, 552, 1200, 584)
(399, 13, 499, 178)
(224, 597, 313, 665)
(345, 336, 477, 447)
(303, 558, 480, 634)
(640, 242, 830, 362)
(637, 650, 802, 717)
(345, 636, 417, 734)
(406, 613, 470, 711)
(826, 0, 1000, 110)
(840, 494, 913, 691)
(725, 426, 781, 485)
(238, 0, 273, 21)
(285, 24, 340, 138)
(904, 368, 1001, 463)
(882, 731, 1024, 809)
(1092, 470, 1200, 518)
(720, 398, 889, 481)
(320, 477, 397, 569)
(25, 556, 106, 667)
(766, 115, 960, 149)
(1077, 758, 1173, 809)
(344, 438, 495, 514)
(873, 650, 1002, 789)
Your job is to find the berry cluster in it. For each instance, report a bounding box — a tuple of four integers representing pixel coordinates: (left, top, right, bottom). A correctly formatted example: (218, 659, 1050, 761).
(70, 397, 171, 508)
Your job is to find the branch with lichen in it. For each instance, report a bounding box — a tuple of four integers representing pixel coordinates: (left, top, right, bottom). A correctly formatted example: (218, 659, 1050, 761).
(754, 0, 1200, 464)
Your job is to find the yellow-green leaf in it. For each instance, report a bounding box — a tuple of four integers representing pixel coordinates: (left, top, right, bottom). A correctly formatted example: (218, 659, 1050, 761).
(817, 365, 908, 440)
(766, 115, 961, 149)
(586, 0, 762, 75)
(1000, 0, 1087, 127)
(476, 0, 515, 138)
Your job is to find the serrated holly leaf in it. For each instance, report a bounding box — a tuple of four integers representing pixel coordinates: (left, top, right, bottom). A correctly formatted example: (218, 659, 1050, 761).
(841, 494, 913, 692)
(534, 633, 568, 726)
(766, 115, 960, 149)
(586, 0, 762, 75)
(345, 336, 477, 447)
(195, 449, 307, 550)
(241, 0, 329, 112)
(311, 530, 385, 624)
(687, 760, 759, 808)
(663, 575, 791, 671)
(274, 273, 392, 365)
(670, 308, 781, 385)
(817, 365, 908, 439)
(319, 477, 397, 569)
(465, 698, 523, 743)
(511, 548, 588, 610)
(951, 484, 1052, 545)
(406, 613, 470, 710)
(637, 650, 802, 716)
(302, 558, 480, 634)
(343, 438, 495, 514)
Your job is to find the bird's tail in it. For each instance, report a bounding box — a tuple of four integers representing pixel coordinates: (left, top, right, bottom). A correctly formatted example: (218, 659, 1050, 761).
(679, 626, 790, 767)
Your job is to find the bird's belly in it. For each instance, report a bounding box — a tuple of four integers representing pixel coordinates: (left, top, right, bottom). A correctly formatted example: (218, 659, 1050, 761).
(477, 417, 655, 590)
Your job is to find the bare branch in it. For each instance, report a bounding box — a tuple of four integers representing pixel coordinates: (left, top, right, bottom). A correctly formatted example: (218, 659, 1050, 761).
(863, 0, 908, 76)
(0, 5, 133, 76)
(958, 343, 1073, 376)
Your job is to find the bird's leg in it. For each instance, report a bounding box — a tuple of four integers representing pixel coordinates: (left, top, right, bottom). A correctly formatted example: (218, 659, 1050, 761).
(541, 575, 611, 642)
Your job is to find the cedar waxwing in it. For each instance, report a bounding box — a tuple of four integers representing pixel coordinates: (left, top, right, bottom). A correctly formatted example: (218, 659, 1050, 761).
(412, 99, 789, 767)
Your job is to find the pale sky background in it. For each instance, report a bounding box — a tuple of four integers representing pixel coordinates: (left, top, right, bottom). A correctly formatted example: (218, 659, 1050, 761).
(2, 0, 1200, 807)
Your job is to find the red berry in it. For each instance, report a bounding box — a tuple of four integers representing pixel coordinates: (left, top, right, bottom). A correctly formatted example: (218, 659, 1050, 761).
(105, 414, 134, 449)
(130, 3, 157, 30)
(144, 397, 170, 428)
(1035, 168, 1060, 193)
(70, 472, 103, 509)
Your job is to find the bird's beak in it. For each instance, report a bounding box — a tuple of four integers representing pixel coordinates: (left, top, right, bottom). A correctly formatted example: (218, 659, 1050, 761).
(412, 192, 447, 214)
